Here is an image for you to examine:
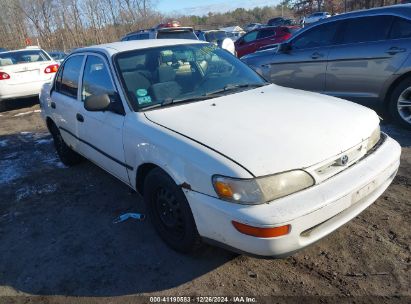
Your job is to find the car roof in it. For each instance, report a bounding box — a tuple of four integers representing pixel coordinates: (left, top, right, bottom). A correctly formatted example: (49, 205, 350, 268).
(72, 39, 207, 57)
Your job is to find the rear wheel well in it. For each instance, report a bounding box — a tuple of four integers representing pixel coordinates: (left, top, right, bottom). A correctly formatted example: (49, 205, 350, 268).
(136, 163, 159, 195)
(385, 72, 411, 111)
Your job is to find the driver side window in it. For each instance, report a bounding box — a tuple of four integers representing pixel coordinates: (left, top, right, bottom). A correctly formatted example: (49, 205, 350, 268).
(81, 55, 115, 102)
(292, 21, 340, 50)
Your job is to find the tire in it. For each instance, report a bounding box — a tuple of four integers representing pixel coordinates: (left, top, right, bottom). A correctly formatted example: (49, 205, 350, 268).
(144, 168, 201, 253)
(49, 122, 83, 166)
(389, 78, 411, 130)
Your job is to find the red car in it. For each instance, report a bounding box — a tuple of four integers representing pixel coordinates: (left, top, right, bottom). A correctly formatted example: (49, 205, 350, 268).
(235, 26, 300, 58)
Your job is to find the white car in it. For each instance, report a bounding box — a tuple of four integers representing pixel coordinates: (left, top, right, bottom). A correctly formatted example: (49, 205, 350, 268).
(304, 12, 331, 25)
(39, 40, 400, 257)
(0, 46, 58, 110)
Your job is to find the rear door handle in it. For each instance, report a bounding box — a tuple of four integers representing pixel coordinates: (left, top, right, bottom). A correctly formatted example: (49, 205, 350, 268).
(50, 101, 56, 109)
(386, 47, 406, 55)
(76, 113, 84, 123)
(311, 52, 324, 59)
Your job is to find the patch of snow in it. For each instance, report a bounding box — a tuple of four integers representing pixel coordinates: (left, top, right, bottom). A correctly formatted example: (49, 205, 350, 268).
(16, 183, 57, 201)
(13, 110, 41, 117)
(35, 138, 53, 145)
(42, 155, 67, 169)
(0, 159, 22, 184)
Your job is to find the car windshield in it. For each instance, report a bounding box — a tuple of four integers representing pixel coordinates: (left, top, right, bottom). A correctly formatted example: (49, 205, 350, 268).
(205, 31, 229, 42)
(115, 43, 267, 110)
(157, 30, 198, 40)
(0, 50, 51, 66)
(49, 52, 66, 60)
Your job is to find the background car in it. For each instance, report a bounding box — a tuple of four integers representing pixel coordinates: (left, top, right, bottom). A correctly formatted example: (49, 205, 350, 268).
(0, 48, 7, 53)
(121, 21, 198, 41)
(241, 5, 411, 129)
(245, 23, 264, 32)
(268, 17, 296, 26)
(48, 51, 67, 63)
(0, 46, 58, 110)
(235, 26, 300, 58)
(196, 30, 235, 54)
(304, 12, 331, 25)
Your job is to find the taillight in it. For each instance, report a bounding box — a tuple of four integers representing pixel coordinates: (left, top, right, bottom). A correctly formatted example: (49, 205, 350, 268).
(44, 64, 59, 74)
(0, 71, 10, 80)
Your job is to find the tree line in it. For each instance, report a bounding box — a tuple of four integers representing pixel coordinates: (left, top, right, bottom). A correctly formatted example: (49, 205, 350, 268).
(0, 0, 405, 52)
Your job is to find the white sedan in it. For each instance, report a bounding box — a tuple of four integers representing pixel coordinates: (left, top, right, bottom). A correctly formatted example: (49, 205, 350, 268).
(0, 46, 58, 110)
(39, 40, 400, 257)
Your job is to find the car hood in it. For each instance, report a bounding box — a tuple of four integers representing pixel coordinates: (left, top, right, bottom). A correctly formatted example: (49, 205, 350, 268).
(145, 85, 379, 177)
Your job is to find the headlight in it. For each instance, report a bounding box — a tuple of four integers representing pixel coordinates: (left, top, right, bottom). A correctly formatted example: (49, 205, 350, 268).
(212, 170, 315, 205)
(366, 125, 381, 151)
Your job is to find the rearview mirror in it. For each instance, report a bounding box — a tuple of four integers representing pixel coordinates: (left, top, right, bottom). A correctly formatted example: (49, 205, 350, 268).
(278, 42, 292, 53)
(84, 94, 111, 112)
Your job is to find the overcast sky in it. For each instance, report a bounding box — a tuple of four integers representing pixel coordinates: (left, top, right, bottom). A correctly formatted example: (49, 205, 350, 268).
(157, 0, 281, 15)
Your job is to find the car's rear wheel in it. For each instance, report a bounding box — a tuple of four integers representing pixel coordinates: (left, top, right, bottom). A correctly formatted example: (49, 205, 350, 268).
(49, 122, 82, 166)
(144, 168, 201, 253)
(389, 78, 411, 130)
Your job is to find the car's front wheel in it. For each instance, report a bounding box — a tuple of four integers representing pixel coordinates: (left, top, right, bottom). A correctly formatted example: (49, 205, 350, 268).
(144, 168, 201, 253)
(49, 122, 83, 166)
(389, 78, 411, 130)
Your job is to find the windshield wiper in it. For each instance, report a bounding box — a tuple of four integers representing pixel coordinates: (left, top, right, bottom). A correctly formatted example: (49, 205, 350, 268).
(205, 83, 269, 96)
(161, 95, 215, 106)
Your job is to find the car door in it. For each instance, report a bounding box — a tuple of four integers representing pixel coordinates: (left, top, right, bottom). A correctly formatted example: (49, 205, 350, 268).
(77, 54, 130, 185)
(254, 28, 278, 50)
(325, 15, 402, 105)
(235, 30, 259, 58)
(267, 20, 341, 92)
(50, 55, 85, 150)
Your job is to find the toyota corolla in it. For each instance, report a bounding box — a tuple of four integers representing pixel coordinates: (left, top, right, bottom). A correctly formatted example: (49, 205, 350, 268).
(39, 40, 401, 257)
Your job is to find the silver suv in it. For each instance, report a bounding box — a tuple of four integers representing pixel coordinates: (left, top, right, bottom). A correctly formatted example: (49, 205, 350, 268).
(242, 4, 411, 129)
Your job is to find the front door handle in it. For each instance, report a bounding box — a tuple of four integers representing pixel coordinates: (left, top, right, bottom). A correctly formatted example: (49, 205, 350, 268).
(386, 47, 406, 55)
(50, 101, 56, 109)
(76, 113, 84, 123)
(311, 52, 324, 59)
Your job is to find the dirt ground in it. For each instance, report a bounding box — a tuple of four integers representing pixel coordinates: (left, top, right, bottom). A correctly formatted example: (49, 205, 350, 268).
(0, 98, 410, 303)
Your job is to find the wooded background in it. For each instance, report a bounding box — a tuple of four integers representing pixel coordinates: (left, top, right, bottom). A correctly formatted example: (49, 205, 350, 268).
(0, 0, 405, 51)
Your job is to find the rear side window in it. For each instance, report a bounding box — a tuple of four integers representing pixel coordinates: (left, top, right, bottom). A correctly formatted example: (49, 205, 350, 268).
(55, 55, 84, 98)
(390, 17, 411, 39)
(257, 29, 276, 39)
(81, 56, 115, 102)
(341, 16, 392, 44)
(292, 21, 340, 49)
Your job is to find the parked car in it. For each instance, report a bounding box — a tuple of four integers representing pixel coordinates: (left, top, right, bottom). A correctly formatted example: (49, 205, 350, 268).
(39, 39, 400, 257)
(48, 51, 68, 63)
(241, 5, 411, 129)
(196, 30, 235, 55)
(268, 17, 296, 26)
(304, 12, 331, 25)
(235, 26, 300, 58)
(0, 48, 7, 53)
(0, 46, 58, 110)
(245, 23, 263, 32)
(121, 21, 198, 41)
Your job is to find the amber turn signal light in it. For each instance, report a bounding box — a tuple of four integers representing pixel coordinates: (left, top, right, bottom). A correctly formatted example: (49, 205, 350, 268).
(232, 221, 290, 238)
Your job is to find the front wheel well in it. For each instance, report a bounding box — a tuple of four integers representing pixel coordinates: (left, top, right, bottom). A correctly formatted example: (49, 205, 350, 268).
(136, 163, 159, 195)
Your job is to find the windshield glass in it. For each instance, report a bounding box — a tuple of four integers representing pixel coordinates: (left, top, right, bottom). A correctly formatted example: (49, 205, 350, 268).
(115, 43, 266, 110)
(157, 30, 198, 40)
(0, 50, 51, 66)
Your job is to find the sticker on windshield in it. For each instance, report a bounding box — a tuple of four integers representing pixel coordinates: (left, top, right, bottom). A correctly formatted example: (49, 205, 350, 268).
(136, 89, 148, 97)
(137, 95, 152, 105)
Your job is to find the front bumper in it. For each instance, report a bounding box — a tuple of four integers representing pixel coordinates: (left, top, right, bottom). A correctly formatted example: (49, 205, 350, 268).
(184, 134, 401, 257)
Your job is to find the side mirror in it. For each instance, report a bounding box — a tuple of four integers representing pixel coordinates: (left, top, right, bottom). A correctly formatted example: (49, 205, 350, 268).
(278, 42, 292, 53)
(84, 94, 111, 112)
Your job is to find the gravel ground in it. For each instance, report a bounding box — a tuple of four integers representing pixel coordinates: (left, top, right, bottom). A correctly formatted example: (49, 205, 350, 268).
(0, 99, 410, 303)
